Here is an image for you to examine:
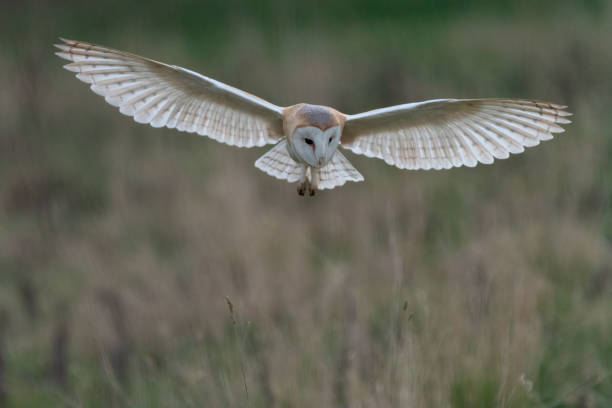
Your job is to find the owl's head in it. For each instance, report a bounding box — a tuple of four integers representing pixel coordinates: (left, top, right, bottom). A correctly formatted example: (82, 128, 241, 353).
(285, 104, 345, 168)
(292, 125, 341, 167)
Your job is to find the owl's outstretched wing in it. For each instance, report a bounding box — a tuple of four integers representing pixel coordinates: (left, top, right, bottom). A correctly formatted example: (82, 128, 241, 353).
(55, 38, 284, 147)
(341, 99, 571, 170)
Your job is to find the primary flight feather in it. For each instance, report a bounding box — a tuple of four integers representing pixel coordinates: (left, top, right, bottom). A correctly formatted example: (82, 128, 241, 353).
(55, 38, 572, 196)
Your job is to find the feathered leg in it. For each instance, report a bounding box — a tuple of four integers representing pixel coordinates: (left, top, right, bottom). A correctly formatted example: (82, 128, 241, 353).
(309, 168, 320, 196)
(297, 166, 310, 196)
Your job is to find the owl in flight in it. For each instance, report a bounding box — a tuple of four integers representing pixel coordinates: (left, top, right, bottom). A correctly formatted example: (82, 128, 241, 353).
(55, 38, 572, 196)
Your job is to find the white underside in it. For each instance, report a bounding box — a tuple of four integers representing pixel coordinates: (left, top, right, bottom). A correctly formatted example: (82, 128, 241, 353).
(255, 140, 364, 190)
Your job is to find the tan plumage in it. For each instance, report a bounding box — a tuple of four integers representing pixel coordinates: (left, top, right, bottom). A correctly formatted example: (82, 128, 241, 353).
(55, 39, 572, 196)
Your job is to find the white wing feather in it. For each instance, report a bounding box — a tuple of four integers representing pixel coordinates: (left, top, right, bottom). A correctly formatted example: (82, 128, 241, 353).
(341, 99, 572, 170)
(317, 150, 364, 190)
(254, 140, 304, 182)
(55, 38, 284, 147)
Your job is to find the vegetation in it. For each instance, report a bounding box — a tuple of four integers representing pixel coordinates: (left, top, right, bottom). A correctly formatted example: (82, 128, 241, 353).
(1, 1, 611, 406)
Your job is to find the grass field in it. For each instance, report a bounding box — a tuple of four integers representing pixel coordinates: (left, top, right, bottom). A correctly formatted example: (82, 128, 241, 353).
(1, 1, 612, 406)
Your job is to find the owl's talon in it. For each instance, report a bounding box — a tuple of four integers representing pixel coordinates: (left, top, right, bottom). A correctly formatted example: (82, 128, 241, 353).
(297, 181, 310, 196)
(309, 187, 316, 196)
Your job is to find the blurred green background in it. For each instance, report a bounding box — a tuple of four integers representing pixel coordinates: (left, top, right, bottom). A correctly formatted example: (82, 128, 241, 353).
(1, 0, 612, 406)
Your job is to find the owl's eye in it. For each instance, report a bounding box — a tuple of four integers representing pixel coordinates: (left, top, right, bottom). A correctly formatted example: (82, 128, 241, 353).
(328, 136, 333, 144)
(305, 138, 313, 145)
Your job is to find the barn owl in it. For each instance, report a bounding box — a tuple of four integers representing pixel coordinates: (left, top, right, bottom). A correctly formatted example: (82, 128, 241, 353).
(55, 38, 572, 196)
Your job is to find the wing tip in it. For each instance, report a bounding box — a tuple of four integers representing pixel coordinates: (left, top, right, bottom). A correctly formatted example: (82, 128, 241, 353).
(58, 37, 76, 45)
(54, 51, 72, 61)
(63, 63, 80, 73)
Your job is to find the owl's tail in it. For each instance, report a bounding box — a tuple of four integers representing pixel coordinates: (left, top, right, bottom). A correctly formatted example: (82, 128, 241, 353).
(255, 140, 364, 190)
